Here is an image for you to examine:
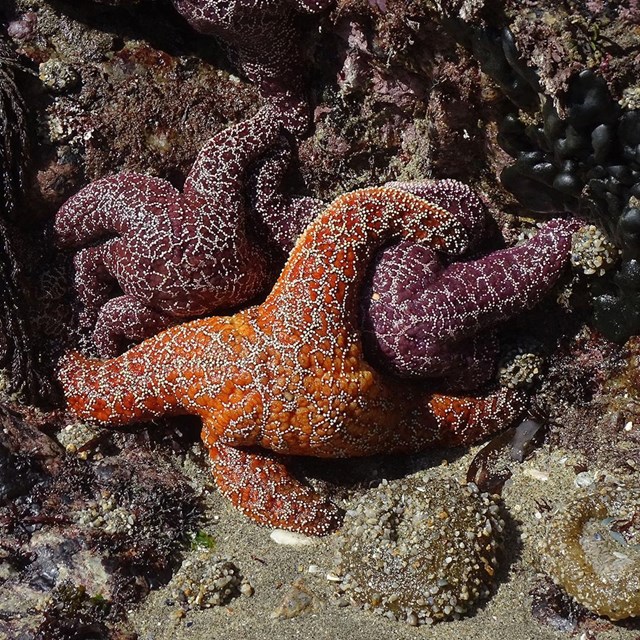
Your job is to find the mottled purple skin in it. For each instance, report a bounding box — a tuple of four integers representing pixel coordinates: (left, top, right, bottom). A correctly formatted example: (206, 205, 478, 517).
(172, 0, 333, 135)
(55, 107, 284, 356)
(361, 218, 581, 388)
(384, 180, 488, 253)
(248, 138, 324, 252)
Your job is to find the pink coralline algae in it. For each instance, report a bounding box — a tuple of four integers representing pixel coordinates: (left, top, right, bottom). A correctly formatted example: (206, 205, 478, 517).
(171, 0, 333, 135)
(59, 187, 525, 535)
(55, 108, 285, 356)
(362, 214, 581, 388)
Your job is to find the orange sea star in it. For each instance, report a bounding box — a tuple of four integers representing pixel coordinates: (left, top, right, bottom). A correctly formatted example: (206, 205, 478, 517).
(59, 187, 525, 535)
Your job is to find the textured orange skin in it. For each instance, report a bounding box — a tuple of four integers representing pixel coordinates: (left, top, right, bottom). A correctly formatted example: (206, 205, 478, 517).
(59, 188, 525, 535)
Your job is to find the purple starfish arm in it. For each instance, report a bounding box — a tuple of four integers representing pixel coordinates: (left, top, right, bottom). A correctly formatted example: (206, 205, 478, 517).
(55, 108, 283, 355)
(359, 238, 497, 389)
(248, 138, 324, 252)
(172, 0, 333, 135)
(361, 218, 580, 385)
(385, 180, 489, 252)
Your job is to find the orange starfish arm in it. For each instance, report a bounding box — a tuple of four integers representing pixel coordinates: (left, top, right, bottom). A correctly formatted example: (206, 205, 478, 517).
(208, 440, 341, 536)
(424, 388, 527, 448)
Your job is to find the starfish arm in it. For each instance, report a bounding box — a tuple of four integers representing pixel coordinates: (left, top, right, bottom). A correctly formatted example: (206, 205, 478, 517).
(364, 217, 579, 378)
(249, 139, 323, 251)
(59, 313, 261, 427)
(57, 317, 220, 424)
(361, 240, 443, 372)
(182, 107, 282, 212)
(408, 217, 579, 343)
(424, 388, 527, 448)
(71, 241, 120, 329)
(55, 173, 179, 248)
(92, 295, 177, 357)
(58, 349, 178, 425)
(208, 440, 341, 535)
(385, 179, 489, 252)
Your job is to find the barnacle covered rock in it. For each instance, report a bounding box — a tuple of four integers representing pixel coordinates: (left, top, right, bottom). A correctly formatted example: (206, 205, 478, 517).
(497, 349, 544, 390)
(333, 474, 503, 625)
(538, 485, 640, 621)
(0, 396, 201, 636)
(570, 224, 619, 276)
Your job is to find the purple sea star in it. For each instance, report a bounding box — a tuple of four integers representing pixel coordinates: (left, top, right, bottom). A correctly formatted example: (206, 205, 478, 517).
(171, 0, 333, 135)
(247, 137, 324, 252)
(59, 186, 526, 535)
(54, 107, 284, 356)
(361, 216, 581, 388)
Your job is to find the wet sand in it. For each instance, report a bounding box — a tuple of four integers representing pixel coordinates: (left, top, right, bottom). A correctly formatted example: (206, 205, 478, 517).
(131, 445, 640, 640)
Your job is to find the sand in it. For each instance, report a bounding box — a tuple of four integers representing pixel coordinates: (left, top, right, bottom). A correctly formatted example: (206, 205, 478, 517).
(130, 445, 640, 640)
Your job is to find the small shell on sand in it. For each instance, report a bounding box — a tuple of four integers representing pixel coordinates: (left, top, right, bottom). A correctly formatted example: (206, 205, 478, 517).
(270, 529, 315, 546)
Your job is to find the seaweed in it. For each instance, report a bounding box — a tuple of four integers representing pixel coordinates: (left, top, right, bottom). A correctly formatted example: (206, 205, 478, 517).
(0, 35, 53, 404)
